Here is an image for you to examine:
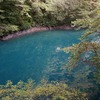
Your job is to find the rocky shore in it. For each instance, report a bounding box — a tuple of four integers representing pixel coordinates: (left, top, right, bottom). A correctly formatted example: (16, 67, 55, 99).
(0, 26, 73, 41)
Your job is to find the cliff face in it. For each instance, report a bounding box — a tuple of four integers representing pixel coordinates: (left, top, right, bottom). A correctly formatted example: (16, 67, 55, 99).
(0, 26, 73, 41)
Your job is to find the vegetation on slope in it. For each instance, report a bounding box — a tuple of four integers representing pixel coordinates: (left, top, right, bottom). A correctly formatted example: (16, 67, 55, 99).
(0, 0, 97, 36)
(0, 0, 100, 100)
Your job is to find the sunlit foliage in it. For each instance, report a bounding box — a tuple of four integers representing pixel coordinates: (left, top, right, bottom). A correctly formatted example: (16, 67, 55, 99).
(0, 80, 88, 100)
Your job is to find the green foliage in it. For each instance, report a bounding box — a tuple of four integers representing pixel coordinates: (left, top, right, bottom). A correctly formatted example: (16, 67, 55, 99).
(72, 8, 100, 39)
(0, 24, 19, 36)
(4, 24, 19, 34)
(63, 42, 100, 69)
(0, 0, 32, 36)
(33, 82, 88, 100)
(0, 0, 88, 36)
(0, 80, 88, 100)
(63, 1, 100, 84)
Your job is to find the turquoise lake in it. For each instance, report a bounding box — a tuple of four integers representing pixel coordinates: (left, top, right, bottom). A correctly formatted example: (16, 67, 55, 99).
(0, 30, 94, 86)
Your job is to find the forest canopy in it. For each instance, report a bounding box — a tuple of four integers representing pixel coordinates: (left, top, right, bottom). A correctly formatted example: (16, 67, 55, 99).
(0, 0, 99, 36)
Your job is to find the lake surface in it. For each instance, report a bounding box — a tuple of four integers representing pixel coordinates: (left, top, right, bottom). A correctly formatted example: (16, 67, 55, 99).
(0, 30, 93, 85)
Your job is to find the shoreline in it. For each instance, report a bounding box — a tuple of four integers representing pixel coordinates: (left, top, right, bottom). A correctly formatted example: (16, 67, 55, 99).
(0, 25, 73, 41)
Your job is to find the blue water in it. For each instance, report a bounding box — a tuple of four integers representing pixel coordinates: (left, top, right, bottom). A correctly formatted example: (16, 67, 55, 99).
(0, 30, 87, 84)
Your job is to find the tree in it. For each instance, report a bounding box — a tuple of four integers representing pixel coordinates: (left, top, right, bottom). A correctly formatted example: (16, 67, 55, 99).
(0, 0, 87, 36)
(0, 0, 32, 36)
(0, 80, 88, 100)
(63, 0, 100, 84)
